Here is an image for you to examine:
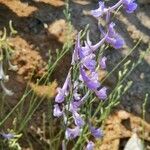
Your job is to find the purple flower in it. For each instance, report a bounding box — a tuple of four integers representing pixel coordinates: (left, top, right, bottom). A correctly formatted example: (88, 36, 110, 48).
(122, 0, 137, 13)
(75, 31, 107, 61)
(86, 141, 95, 150)
(106, 22, 124, 49)
(1, 133, 14, 140)
(80, 67, 100, 91)
(91, 1, 107, 18)
(100, 22, 124, 49)
(90, 126, 103, 138)
(79, 41, 93, 59)
(81, 54, 96, 71)
(53, 104, 63, 117)
(86, 30, 107, 53)
(99, 57, 107, 69)
(55, 71, 71, 103)
(65, 126, 81, 140)
(73, 111, 85, 127)
(95, 87, 107, 100)
(69, 100, 82, 112)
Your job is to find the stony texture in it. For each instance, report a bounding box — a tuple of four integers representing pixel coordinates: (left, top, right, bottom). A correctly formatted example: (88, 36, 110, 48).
(0, 0, 149, 149)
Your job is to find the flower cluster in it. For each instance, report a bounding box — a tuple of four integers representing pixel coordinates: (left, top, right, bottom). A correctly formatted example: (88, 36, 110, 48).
(91, 0, 137, 18)
(53, 0, 137, 149)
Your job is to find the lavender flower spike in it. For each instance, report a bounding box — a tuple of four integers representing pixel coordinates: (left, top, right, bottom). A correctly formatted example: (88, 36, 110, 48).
(122, 0, 137, 13)
(86, 141, 95, 150)
(65, 126, 81, 140)
(55, 70, 71, 103)
(90, 126, 103, 138)
(53, 104, 63, 117)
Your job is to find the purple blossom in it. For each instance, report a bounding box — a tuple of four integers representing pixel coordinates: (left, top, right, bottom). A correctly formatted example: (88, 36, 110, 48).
(1, 133, 14, 140)
(99, 57, 107, 69)
(81, 54, 96, 71)
(80, 67, 100, 91)
(90, 126, 103, 138)
(91, 1, 107, 18)
(95, 87, 107, 100)
(77, 32, 107, 59)
(101, 22, 124, 49)
(122, 0, 137, 13)
(86, 141, 95, 150)
(86, 31, 108, 53)
(65, 126, 81, 140)
(79, 41, 93, 59)
(69, 100, 82, 112)
(55, 71, 71, 103)
(91, 0, 137, 19)
(73, 111, 85, 127)
(53, 104, 63, 117)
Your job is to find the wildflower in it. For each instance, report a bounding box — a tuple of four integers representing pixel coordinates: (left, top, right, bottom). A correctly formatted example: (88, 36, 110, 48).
(79, 41, 93, 59)
(1, 133, 14, 140)
(69, 100, 82, 112)
(53, 104, 63, 117)
(91, 1, 106, 18)
(85, 31, 108, 53)
(80, 67, 100, 91)
(100, 22, 124, 49)
(65, 126, 81, 140)
(86, 141, 95, 150)
(81, 54, 96, 71)
(99, 57, 107, 69)
(90, 126, 103, 138)
(95, 87, 107, 100)
(122, 0, 137, 13)
(55, 71, 71, 103)
(77, 32, 107, 60)
(73, 111, 85, 127)
(91, 0, 137, 19)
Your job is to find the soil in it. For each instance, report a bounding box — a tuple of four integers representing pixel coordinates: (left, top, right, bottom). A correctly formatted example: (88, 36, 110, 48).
(0, 0, 150, 149)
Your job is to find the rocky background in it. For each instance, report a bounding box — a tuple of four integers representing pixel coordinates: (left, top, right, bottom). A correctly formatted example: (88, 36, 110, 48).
(0, 0, 149, 133)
